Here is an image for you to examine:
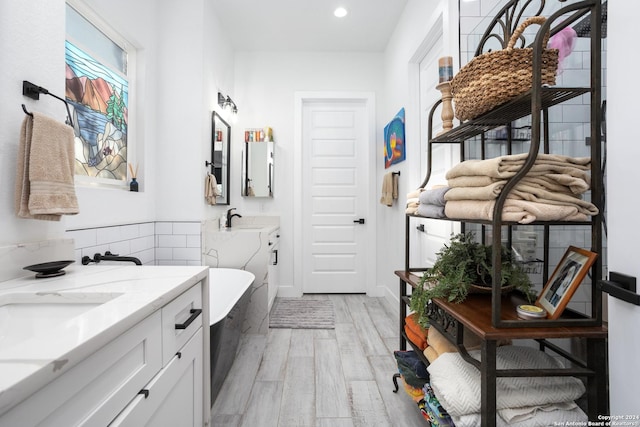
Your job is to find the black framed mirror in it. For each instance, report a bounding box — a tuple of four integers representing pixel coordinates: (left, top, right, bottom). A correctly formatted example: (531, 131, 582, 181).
(209, 111, 231, 205)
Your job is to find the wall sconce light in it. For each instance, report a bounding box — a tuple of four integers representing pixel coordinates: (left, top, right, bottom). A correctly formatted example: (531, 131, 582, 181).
(218, 92, 238, 115)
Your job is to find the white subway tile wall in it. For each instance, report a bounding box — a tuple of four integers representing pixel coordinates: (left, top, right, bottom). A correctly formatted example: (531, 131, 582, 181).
(66, 221, 202, 266)
(155, 222, 202, 266)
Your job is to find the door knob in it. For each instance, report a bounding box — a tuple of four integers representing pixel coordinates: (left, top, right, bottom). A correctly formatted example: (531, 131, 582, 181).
(353, 218, 365, 224)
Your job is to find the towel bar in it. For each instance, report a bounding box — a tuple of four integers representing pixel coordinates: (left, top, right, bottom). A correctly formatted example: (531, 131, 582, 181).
(22, 80, 74, 127)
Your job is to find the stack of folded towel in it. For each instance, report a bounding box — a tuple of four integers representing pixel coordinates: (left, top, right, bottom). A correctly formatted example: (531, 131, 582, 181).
(416, 186, 450, 218)
(419, 383, 455, 426)
(15, 112, 79, 221)
(405, 186, 452, 218)
(404, 313, 429, 350)
(393, 350, 430, 402)
(443, 153, 598, 224)
(427, 345, 589, 427)
(405, 188, 423, 215)
(423, 326, 482, 363)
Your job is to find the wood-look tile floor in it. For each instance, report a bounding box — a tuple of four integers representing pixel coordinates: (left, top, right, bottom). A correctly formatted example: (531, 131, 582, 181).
(210, 294, 427, 427)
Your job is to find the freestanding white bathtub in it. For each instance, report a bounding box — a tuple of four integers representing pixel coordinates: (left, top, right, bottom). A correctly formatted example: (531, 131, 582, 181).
(208, 268, 255, 407)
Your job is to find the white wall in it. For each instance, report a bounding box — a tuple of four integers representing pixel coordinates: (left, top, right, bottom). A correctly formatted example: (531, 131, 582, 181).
(378, 0, 457, 305)
(0, 0, 71, 243)
(0, 0, 159, 240)
(606, 1, 640, 417)
(0, 0, 235, 246)
(231, 51, 384, 291)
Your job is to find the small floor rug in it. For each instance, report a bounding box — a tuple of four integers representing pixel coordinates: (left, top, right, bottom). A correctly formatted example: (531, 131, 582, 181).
(269, 298, 335, 329)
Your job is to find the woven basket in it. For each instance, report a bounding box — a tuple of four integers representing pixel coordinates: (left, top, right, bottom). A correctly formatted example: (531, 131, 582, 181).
(451, 16, 559, 122)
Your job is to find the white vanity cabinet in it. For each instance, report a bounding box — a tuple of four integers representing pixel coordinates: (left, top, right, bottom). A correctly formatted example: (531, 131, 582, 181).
(0, 271, 209, 427)
(110, 283, 204, 427)
(109, 329, 203, 426)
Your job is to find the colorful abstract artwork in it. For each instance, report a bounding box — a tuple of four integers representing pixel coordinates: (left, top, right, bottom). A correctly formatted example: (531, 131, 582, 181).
(384, 108, 406, 169)
(65, 40, 129, 181)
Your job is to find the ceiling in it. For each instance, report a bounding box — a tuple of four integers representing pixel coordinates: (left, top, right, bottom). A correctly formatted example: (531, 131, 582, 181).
(211, 0, 409, 52)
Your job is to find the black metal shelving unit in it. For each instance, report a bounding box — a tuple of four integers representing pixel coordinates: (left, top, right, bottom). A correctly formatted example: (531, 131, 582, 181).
(396, 1, 608, 426)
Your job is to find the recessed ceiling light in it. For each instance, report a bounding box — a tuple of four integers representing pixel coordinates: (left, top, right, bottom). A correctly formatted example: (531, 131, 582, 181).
(334, 7, 348, 18)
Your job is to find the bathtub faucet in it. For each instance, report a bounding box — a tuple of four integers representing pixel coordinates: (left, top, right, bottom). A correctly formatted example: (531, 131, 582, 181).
(227, 208, 242, 228)
(82, 251, 142, 265)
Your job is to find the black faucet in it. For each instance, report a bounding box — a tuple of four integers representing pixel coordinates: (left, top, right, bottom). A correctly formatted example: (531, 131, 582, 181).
(82, 251, 142, 266)
(226, 208, 242, 228)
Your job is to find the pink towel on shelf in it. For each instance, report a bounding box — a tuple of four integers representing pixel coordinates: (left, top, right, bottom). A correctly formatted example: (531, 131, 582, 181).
(15, 113, 78, 221)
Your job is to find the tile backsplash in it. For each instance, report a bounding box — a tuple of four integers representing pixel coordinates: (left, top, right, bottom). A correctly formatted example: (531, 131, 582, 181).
(66, 221, 202, 266)
(2, 221, 206, 282)
(155, 222, 202, 266)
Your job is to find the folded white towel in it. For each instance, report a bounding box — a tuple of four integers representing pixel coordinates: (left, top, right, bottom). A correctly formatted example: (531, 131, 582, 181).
(452, 405, 586, 427)
(15, 113, 78, 221)
(427, 345, 586, 417)
(406, 188, 424, 199)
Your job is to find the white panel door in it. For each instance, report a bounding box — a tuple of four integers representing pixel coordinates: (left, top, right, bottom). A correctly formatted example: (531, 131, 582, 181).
(415, 27, 460, 269)
(302, 101, 368, 293)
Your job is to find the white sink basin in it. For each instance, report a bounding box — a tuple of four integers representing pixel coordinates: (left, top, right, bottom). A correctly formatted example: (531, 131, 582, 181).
(0, 292, 122, 348)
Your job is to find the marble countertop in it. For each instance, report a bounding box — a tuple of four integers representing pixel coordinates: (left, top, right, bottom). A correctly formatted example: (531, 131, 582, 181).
(0, 264, 208, 416)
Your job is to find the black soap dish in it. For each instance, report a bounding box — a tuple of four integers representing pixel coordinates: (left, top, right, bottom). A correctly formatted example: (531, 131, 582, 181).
(23, 260, 75, 278)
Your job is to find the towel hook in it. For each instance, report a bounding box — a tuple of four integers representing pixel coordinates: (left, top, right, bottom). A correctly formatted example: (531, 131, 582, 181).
(21, 80, 74, 127)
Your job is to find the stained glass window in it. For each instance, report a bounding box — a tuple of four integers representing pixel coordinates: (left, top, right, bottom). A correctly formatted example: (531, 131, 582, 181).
(65, 2, 131, 184)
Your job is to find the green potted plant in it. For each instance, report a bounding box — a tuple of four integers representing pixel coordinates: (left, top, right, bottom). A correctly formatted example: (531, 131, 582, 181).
(409, 232, 534, 327)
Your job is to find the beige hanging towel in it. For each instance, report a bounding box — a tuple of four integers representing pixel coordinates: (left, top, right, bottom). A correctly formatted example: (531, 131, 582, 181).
(15, 112, 78, 221)
(205, 173, 221, 205)
(380, 172, 399, 207)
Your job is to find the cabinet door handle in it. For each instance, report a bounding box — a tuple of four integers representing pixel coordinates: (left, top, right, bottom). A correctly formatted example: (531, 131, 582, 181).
(174, 308, 202, 330)
(273, 249, 278, 266)
(353, 218, 365, 224)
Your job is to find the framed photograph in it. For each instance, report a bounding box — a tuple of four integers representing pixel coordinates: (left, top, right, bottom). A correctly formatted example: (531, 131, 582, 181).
(536, 246, 598, 319)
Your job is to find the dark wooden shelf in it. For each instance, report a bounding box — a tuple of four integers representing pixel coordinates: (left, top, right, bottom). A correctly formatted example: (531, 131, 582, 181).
(395, 270, 608, 337)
